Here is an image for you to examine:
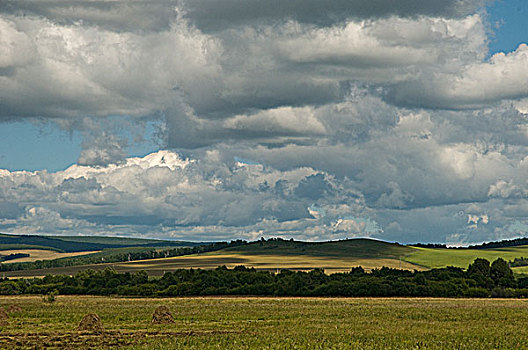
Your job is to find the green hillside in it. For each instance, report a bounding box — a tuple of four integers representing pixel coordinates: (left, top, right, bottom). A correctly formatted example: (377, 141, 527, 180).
(0, 244, 64, 252)
(223, 238, 413, 258)
(0, 233, 199, 252)
(54, 235, 187, 246)
(404, 245, 528, 271)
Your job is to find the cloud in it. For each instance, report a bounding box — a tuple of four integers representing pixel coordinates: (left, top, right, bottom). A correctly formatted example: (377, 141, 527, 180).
(77, 132, 127, 166)
(1, 0, 487, 33)
(0, 150, 376, 240)
(182, 0, 488, 31)
(0, 144, 524, 244)
(389, 44, 528, 109)
(0, 1, 177, 32)
(226, 109, 514, 210)
(0, 13, 222, 120)
(224, 106, 326, 137)
(515, 99, 528, 114)
(488, 180, 525, 199)
(0, 206, 96, 234)
(0, 6, 489, 126)
(277, 15, 484, 68)
(3, 0, 528, 244)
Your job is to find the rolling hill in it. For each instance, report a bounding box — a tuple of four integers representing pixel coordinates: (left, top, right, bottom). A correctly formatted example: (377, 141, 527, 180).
(221, 238, 412, 258)
(1, 238, 425, 277)
(5, 235, 528, 277)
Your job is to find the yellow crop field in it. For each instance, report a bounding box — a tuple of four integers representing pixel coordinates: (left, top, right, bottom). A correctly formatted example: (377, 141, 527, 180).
(115, 251, 426, 273)
(1, 251, 425, 278)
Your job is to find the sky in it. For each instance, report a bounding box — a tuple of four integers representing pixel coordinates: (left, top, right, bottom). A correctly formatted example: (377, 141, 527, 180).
(1, 0, 528, 244)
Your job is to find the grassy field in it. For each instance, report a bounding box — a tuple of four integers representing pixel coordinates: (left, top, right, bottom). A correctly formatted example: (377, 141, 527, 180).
(0, 296, 528, 349)
(0, 249, 101, 264)
(404, 245, 528, 272)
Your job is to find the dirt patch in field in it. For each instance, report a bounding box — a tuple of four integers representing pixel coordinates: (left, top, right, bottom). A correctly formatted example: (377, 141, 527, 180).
(152, 305, 175, 324)
(0, 308, 9, 326)
(6, 304, 21, 313)
(0, 329, 243, 349)
(77, 313, 104, 333)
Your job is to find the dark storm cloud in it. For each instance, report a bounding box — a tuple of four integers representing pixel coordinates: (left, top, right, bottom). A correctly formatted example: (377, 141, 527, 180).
(182, 0, 488, 31)
(0, 0, 175, 32)
(0, 0, 487, 33)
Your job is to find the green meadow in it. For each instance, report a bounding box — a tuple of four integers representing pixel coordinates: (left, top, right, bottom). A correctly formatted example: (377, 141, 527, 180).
(404, 245, 528, 272)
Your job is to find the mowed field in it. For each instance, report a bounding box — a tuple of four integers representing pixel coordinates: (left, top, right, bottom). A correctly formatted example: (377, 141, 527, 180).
(1, 296, 528, 349)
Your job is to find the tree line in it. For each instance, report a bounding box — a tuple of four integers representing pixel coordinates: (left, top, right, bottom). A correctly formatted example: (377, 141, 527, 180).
(1, 258, 527, 298)
(508, 257, 528, 267)
(413, 237, 528, 250)
(0, 253, 30, 262)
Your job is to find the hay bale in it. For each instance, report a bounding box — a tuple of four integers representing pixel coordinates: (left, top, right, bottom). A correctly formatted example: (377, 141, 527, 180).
(77, 313, 104, 333)
(7, 304, 22, 313)
(152, 306, 175, 324)
(0, 308, 9, 326)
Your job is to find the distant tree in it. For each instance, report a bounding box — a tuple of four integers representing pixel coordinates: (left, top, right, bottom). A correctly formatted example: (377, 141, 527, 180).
(467, 258, 493, 289)
(468, 258, 490, 276)
(350, 267, 365, 276)
(490, 258, 515, 288)
(509, 257, 528, 267)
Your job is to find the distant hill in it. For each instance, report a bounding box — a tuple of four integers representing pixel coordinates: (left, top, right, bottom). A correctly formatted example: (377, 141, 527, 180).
(223, 238, 412, 258)
(1, 237, 424, 277)
(7, 235, 528, 278)
(0, 233, 201, 253)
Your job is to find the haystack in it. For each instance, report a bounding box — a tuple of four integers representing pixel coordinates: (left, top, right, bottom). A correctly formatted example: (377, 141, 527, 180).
(77, 313, 104, 333)
(7, 304, 22, 313)
(0, 308, 9, 326)
(152, 306, 175, 324)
